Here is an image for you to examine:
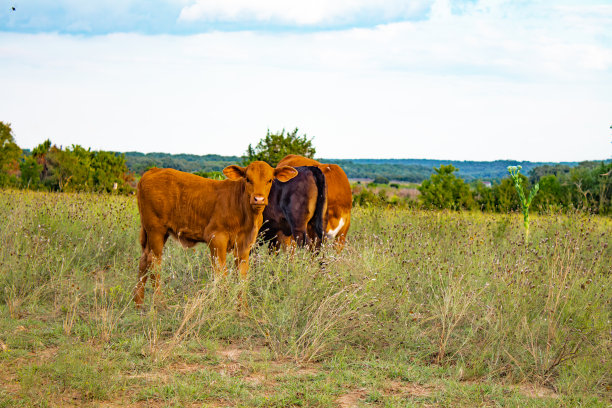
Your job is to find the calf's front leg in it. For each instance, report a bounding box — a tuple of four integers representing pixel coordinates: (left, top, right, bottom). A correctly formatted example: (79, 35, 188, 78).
(208, 233, 229, 278)
(234, 250, 250, 280)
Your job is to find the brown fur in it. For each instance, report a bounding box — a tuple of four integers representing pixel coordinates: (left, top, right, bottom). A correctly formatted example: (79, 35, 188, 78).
(277, 155, 352, 249)
(134, 161, 297, 307)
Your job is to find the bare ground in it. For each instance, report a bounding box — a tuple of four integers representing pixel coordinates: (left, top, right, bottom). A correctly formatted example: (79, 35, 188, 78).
(0, 343, 564, 407)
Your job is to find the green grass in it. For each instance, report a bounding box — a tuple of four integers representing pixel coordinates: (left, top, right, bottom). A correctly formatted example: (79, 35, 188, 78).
(0, 189, 610, 407)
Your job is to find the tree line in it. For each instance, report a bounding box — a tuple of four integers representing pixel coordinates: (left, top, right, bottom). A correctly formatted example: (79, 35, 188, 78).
(325, 159, 570, 182)
(1, 121, 610, 214)
(402, 163, 610, 215)
(123, 132, 583, 182)
(123, 156, 571, 184)
(0, 122, 133, 193)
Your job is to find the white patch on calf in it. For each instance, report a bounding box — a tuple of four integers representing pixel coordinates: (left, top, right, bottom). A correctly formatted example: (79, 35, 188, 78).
(326, 218, 345, 239)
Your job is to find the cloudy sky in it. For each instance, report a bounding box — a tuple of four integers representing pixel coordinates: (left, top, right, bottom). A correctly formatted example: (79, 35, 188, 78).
(1, 0, 611, 161)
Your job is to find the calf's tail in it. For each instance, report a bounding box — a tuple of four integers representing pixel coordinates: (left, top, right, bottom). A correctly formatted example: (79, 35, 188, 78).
(309, 166, 328, 242)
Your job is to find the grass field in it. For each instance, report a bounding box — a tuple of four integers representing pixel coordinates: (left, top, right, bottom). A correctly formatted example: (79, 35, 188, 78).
(0, 189, 610, 407)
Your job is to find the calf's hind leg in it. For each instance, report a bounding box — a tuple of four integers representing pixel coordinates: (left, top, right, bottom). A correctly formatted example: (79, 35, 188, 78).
(286, 196, 315, 248)
(148, 232, 168, 303)
(134, 227, 150, 307)
(133, 229, 166, 307)
(134, 248, 151, 307)
(292, 228, 311, 247)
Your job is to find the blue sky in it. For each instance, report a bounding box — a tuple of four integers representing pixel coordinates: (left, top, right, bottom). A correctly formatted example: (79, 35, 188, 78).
(1, 0, 438, 34)
(1, 0, 611, 161)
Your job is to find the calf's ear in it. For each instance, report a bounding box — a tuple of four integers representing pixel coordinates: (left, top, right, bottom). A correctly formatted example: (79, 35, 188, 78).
(274, 166, 298, 182)
(223, 165, 246, 180)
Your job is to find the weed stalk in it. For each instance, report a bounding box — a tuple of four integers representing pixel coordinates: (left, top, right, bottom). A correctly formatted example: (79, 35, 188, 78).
(508, 166, 539, 243)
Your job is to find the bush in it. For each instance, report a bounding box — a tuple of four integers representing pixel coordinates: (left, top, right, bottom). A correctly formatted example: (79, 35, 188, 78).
(418, 165, 475, 210)
(373, 176, 389, 185)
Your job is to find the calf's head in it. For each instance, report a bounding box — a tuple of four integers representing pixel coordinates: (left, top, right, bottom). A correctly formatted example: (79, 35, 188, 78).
(223, 161, 297, 211)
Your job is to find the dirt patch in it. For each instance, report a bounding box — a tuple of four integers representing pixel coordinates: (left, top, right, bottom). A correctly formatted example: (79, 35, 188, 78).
(214, 345, 321, 390)
(98, 394, 223, 408)
(268, 362, 319, 377)
(0, 345, 61, 398)
(215, 347, 250, 378)
(216, 343, 269, 361)
(168, 361, 205, 374)
(243, 372, 269, 386)
(201, 401, 234, 408)
(36, 346, 59, 360)
(218, 347, 243, 361)
(53, 390, 84, 407)
(461, 379, 559, 400)
(516, 383, 558, 399)
(218, 362, 244, 377)
(384, 380, 436, 397)
(294, 365, 319, 376)
(0, 381, 20, 394)
(125, 371, 171, 382)
(126, 361, 205, 382)
(256, 357, 320, 375)
(98, 401, 186, 408)
(337, 388, 367, 408)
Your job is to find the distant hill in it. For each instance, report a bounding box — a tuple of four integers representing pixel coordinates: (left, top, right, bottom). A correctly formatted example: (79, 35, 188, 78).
(123, 152, 241, 175)
(323, 159, 581, 182)
(122, 152, 602, 183)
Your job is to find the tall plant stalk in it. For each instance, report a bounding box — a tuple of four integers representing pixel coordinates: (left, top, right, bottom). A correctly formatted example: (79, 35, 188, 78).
(508, 165, 539, 243)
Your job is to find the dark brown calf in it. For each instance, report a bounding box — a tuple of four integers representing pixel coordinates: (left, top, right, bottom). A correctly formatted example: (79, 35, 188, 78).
(134, 161, 297, 306)
(260, 166, 327, 249)
(277, 155, 352, 250)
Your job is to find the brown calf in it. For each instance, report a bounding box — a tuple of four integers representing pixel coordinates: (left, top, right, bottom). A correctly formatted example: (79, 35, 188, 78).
(134, 161, 297, 306)
(277, 155, 352, 249)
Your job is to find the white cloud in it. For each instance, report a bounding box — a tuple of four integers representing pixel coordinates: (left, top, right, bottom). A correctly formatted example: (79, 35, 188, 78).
(1, 1, 611, 161)
(429, 0, 452, 20)
(178, 0, 432, 25)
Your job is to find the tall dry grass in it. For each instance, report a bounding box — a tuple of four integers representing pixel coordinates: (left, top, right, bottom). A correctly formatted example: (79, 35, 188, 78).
(0, 190, 610, 398)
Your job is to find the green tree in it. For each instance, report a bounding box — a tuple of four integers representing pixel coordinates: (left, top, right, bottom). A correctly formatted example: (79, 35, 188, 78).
(42, 145, 90, 191)
(243, 128, 315, 166)
(529, 164, 571, 185)
(32, 139, 52, 181)
(30, 142, 133, 193)
(0, 121, 22, 187)
(90, 150, 133, 193)
(566, 161, 612, 214)
(531, 174, 569, 213)
(19, 156, 43, 189)
(418, 165, 475, 210)
(494, 176, 522, 213)
(474, 181, 496, 212)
